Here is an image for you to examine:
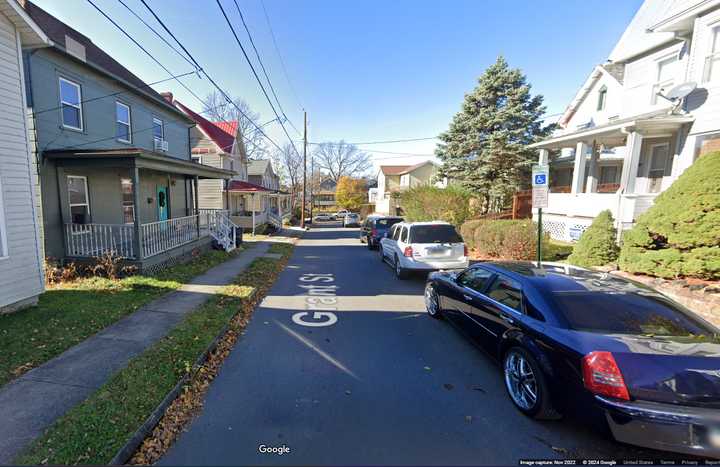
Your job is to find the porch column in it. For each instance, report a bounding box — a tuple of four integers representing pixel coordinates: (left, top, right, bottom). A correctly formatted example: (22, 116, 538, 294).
(132, 166, 143, 260)
(194, 176, 200, 237)
(537, 148, 549, 165)
(571, 141, 589, 194)
(252, 193, 256, 236)
(620, 131, 643, 194)
(585, 141, 600, 193)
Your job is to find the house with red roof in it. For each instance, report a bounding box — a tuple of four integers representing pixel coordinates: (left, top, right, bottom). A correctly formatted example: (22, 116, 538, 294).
(173, 100, 288, 233)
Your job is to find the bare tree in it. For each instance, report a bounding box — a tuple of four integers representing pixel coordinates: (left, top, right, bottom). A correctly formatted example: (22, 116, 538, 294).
(312, 141, 372, 182)
(272, 143, 303, 207)
(202, 91, 268, 160)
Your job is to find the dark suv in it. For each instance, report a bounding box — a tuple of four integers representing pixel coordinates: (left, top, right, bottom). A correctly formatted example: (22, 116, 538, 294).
(360, 216, 403, 249)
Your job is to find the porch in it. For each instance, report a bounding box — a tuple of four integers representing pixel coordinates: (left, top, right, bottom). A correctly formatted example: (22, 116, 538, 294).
(44, 148, 237, 268)
(529, 112, 694, 241)
(225, 180, 291, 234)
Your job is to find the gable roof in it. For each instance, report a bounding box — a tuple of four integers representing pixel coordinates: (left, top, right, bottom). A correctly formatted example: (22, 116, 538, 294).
(0, 0, 49, 47)
(22, 1, 190, 122)
(380, 160, 436, 176)
(174, 100, 238, 153)
(607, 0, 679, 63)
(558, 64, 623, 128)
(247, 158, 272, 176)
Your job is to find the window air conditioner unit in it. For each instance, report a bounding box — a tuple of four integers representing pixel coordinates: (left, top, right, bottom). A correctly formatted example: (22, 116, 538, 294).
(154, 139, 169, 152)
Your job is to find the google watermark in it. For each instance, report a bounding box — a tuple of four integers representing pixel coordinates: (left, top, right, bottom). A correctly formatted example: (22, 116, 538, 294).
(258, 444, 291, 456)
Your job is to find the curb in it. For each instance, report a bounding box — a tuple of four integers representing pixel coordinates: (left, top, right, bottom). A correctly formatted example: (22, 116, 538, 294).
(108, 288, 258, 465)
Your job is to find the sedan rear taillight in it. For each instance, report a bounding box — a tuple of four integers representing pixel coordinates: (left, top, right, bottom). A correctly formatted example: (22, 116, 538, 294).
(582, 351, 630, 401)
(403, 246, 413, 257)
(463, 245, 468, 256)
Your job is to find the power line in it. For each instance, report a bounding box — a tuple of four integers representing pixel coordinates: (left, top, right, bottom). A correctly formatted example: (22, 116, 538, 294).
(133, 0, 286, 153)
(259, 0, 303, 111)
(306, 137, 438, 146)
(116, 0, 198, 72)
(231, 0, 301, 137)
(214, 0, 301, 158)
(33, 70, 196, 116)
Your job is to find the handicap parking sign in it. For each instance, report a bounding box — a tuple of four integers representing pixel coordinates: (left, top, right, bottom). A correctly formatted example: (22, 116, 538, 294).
(534, 174, 547, 185)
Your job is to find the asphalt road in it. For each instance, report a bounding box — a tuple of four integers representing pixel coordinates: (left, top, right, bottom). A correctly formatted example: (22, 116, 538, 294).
(160, 223, 664, 466)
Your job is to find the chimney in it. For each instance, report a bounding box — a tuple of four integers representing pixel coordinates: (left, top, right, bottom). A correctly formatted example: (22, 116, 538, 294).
(160, 92, 173, 104)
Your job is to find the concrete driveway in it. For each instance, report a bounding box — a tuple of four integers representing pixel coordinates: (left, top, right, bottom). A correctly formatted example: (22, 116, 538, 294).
(160, 223, 663, 465)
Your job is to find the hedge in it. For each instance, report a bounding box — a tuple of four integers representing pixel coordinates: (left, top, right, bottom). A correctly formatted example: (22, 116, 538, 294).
(618, 151, 720, 279)
(399, 184, 478, 227)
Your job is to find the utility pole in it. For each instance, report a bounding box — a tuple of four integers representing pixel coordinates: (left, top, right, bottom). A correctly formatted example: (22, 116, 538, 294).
(301, 111, 307, 228)
(309, 153, 315, 220)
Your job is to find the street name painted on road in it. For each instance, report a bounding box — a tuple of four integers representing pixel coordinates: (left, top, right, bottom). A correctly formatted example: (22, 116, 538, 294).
(292, 273, 339, 327)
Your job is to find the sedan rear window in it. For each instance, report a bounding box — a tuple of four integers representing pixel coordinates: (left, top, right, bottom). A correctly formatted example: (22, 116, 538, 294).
(552, 292, 715, 336)
(409, 225, 462, 243)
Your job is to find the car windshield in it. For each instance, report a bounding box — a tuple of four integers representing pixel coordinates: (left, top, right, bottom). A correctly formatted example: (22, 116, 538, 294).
(375, 218, 402, 229)
(409, 225, 462, 243)
(551, 291, 716, 337)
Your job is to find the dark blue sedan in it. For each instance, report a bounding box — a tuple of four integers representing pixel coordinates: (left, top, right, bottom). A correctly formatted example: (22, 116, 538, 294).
(425, 261, 720, 458)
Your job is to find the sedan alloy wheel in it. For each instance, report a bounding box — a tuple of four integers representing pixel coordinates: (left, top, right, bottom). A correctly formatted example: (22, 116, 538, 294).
(425, 284, 441, 318)
(504, 349, 538, 411)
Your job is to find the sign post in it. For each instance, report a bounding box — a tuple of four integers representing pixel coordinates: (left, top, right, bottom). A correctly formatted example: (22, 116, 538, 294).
(532, 164, 549, 266)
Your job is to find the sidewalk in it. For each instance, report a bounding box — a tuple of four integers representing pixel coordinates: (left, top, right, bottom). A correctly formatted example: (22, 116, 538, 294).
(0, 242, 270, 464)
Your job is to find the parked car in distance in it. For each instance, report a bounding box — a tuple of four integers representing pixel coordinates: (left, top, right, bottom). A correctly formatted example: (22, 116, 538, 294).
(361, 215, 403, 249)
(314, 213, 332, 222)
(344, 213, 360, 227)
(379, 221, 468, 279)
(424, 261, 720, 458)
(335, 209, 349, 220)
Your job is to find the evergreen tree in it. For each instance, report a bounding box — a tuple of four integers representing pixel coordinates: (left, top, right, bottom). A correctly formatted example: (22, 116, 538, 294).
(568, 210, 619, 268)
(436, 56, 554, 212)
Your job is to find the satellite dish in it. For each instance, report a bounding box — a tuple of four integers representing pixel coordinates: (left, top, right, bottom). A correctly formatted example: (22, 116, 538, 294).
(656, 81, 696, 114)
(665, 81, 697, 100)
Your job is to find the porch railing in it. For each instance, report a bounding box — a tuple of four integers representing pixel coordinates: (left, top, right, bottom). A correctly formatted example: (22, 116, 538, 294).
(141, 214, 199, 258)
(65, 223, 135, 258)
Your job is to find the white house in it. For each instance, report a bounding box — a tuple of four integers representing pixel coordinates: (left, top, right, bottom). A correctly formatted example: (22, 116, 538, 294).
(531, 0, 720, 242)
(0, 0, 49, 312)
(374, 160, 445, 215)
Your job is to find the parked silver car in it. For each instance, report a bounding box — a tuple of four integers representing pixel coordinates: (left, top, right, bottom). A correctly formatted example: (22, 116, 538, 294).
(379, 221, 468, 279)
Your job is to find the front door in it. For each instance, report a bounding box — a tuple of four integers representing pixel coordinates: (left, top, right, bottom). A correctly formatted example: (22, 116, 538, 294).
(157, 186, 169, 221)
(648, 143, 670, 193)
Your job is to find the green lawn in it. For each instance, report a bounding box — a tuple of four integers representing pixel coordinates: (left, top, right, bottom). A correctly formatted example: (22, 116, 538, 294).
(16, 246, 292, 466)
(0, 247, 243, 388)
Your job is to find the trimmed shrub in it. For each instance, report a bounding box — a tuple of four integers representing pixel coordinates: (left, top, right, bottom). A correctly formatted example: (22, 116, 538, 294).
(460, 219, 487, 250)
(618, 151, 720, 279)
(399, 184, 479, 227)
(568, 210, 619, 267)
(474, 219, 538, 260)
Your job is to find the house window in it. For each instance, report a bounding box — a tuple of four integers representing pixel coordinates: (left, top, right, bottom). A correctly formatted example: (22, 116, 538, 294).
(651, 54, 678, 104)
(67, 175, 90, 224)
(153, 117, 164, 141)
(400, 174, 410, 186)
(59, 77, 82, 130)
(191, 155, 202, 164)
(116, 102, 131, 143)
(596, 86, 607, 111)
(703, 25, 720, 83)
(599, 165, 618, 185)
(121, 178, 134, 224)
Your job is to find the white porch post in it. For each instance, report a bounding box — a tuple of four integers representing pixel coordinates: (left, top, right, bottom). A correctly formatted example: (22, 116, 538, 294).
(252, 193, 256, 236)
(571, 141, 589, 194)
(585, 142, 599, 193)
(620, 131, 643, 194)
(538, 148, 549, 165)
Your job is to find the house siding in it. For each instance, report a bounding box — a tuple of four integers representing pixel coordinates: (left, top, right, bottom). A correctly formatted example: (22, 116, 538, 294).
(0, 11, 43, 311)
(25, 48, 191, 159)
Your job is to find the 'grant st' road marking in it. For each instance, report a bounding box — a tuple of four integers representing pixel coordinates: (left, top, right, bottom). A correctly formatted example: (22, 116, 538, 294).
(291, 273, 338, 327)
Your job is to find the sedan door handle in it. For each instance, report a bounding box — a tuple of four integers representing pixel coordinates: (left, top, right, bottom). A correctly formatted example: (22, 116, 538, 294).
(463, 294, 473, 301)
(500, 314, 515, 324)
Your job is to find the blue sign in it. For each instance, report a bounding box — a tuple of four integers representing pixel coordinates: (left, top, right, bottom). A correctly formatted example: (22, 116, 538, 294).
(534, 174, 547, 186)
(569, 227, 584, 241)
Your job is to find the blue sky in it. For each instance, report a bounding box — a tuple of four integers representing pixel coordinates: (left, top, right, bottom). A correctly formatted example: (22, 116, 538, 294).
(34, 0, 643, 169)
